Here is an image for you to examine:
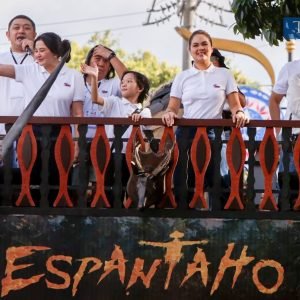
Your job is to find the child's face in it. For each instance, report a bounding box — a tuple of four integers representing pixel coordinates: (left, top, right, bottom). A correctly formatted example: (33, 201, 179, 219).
(120, 73, 141, 102)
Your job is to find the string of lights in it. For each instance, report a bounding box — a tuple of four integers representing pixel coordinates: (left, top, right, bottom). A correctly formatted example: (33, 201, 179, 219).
(0, 11, 146, 31)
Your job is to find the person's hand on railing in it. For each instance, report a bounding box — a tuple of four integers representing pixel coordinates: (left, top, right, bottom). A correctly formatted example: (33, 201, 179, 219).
(232, 110, 250, 128)
(162, 110, 178, 127)
(131, 113, 143, 122)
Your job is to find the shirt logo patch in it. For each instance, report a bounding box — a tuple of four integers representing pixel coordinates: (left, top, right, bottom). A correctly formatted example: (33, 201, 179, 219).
(64, 82, 71, 87)
(213, 84, 221, 88)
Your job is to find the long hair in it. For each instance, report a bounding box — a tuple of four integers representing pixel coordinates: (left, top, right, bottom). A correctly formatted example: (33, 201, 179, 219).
(34, 32, 71, 62)
(84, 45, 116, 80)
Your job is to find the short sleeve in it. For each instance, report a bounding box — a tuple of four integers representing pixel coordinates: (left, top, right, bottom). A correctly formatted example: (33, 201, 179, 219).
(225, 71, 238, 95)
(273, 63, 289, 95)
(72, 71, 85, 102)
(170, 73, 183, 99)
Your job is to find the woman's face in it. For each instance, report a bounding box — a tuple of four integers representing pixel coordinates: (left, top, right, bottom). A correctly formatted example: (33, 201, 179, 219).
(189, 33, 213, 64)
(34, 40, 57, 67)
(90, 53, 111, 80)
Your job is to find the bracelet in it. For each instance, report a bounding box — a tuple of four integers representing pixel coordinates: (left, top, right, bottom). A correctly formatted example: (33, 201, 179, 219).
(235, 109, 245, 115)
(107, 51, 116, 61)
(165, 109, 175, 114)
(132, 108, 142, 115)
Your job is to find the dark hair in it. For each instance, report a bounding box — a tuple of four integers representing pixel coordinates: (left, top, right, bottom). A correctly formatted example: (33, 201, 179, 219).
(211, 48, 228, 68)
(121, 71, 150, 103)
(85, 45, 116, 80)
(34, 32, 71, 63)
(8, 15, 36, 31)
(188, 29, 212, 49)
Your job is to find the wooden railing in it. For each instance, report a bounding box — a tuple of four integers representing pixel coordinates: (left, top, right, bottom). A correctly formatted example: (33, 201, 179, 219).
(1, 116, 300, 215)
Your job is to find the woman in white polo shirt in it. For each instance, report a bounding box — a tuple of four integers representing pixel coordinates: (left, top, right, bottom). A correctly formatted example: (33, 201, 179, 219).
(161, 29, 248, 207)
(0, 32, 84, 117)
(0, 32, 84, 204)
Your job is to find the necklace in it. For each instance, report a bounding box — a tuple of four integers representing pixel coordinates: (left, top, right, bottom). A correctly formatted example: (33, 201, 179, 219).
(10, 49, 29, 65)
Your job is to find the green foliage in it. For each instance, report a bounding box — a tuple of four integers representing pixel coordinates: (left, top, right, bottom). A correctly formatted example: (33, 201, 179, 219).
(68, 31, 256, 89)
(122, 51, 179, 90)
(224, 57, 259, 86)
(231, 0, 300, 46)
(67, 42, 90, 70)
(68, 30, 117, 71)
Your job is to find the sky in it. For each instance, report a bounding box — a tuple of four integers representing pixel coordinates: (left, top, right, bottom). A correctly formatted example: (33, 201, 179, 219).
(1, 0, 299, 95)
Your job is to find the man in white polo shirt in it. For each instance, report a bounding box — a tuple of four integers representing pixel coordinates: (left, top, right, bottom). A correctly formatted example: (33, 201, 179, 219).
(0, 15, 36, 135)
(269, 59, 300, 130)
(269, 59, 300, 208)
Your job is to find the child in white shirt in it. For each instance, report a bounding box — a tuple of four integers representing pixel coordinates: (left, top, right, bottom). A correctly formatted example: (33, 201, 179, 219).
(81, 65, 151, 206)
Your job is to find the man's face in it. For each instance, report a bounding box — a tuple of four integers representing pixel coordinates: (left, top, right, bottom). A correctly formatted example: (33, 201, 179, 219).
(6, 18, 36, 52)
(90, 54, 111, 80)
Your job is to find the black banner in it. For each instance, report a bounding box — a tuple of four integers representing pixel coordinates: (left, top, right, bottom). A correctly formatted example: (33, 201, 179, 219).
(0, 215, 299, 299)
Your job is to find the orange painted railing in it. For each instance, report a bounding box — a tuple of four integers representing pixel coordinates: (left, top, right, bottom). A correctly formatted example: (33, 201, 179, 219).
(0, 117, 300, 212)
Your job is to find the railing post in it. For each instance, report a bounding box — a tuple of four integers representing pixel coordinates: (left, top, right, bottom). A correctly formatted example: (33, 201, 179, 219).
(39, 125, 52, 208)
(280, 127, 292, 210)
(245, 127, 257, 210)
(174, 127, 190, 208)
(211, 127, 223, 211)
(77, 124, 88, 208)
(2, 140, 14, 206)
(112, 125, 127, 208)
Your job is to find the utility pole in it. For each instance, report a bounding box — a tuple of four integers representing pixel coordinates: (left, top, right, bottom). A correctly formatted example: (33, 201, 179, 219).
(180, 0, 197, 70)
(286, 40, 296, 62)
(145, 0, 229, 70)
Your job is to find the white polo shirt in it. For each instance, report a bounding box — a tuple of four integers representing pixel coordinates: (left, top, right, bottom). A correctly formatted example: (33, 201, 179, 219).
(100, 96, 151, 152)
(14, 63, 84, 116)
(273, 60, 300, 95)
(0, 51, 35, 134)
(273, 60, 300, 134)
(84, 77, 121, 138)
(171, 64, 238, 119)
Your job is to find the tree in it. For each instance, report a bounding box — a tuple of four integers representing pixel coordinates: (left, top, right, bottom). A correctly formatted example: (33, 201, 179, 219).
(123, 51, 178, 89)
(68, 31, 179, 90)
(68, 31, 256, 90)
(232, 0, 300, 46)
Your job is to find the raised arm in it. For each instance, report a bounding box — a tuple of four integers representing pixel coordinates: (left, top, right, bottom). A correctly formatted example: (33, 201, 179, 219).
(81, 63, 105, 106)
(0, 64, 16, 79)
(93, 45, 127, 78)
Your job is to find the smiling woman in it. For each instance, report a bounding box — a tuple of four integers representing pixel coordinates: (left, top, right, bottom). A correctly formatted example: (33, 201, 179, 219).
(0, 32, 84, 117)
(0, 31, 84, 205)
(161, 29, 249, 207)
